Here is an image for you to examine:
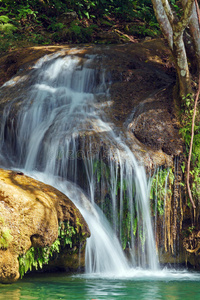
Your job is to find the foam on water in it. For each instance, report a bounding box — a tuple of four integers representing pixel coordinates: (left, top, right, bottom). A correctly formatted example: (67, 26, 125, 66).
(75, 268, 200, 282)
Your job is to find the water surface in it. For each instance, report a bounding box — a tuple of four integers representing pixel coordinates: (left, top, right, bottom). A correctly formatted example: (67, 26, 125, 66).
(1, 269, 200, 300)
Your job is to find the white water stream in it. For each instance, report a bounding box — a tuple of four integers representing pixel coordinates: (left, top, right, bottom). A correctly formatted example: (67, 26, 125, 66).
(0, 51, 158, 274)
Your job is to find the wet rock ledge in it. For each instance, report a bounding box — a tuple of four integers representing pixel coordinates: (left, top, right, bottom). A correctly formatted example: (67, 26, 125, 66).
(0, 169, 90, 283)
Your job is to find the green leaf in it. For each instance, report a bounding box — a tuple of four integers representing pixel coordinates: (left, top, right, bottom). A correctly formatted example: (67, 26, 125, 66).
(0, 15, 10, 23)
(83, 11, 90, 19)
(0, 23, 17, 34)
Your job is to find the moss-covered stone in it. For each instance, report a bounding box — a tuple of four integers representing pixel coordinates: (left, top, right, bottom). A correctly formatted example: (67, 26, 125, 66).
(0, 169, 90, 283)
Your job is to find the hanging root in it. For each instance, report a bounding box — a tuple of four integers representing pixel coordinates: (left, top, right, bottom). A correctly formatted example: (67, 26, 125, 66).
(186, 0, 200, 210)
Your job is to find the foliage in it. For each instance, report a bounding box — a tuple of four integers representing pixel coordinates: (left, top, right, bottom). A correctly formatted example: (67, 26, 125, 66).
(48, 22, 65, 32)
(18, 239, 60, 278)
(17, 5, 38, 20)
(169, 0, 182, 16)
(18, 221, 81, 278)
(0, 15, 17, 35)
(0, 0, 156, 23)
(0, 0, 159, 53)
(188, 225, 195, 233)
(150, 168, 174, 216)
(126, 23, 160, 38)
(179, 94, 200, 201)
(58, 221, 76, 248)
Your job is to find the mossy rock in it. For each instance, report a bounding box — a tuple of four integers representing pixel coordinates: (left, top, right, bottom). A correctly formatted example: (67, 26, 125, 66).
(0, 169, 90, 283)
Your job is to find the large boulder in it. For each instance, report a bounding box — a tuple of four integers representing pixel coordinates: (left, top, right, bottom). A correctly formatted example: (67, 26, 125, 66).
(0, 169, 90, 283)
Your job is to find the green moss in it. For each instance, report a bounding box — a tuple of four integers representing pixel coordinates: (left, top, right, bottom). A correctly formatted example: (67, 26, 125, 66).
(0, 217, 13, 249)
(0, 227, 13, 249)
(75, 215, 84, 234)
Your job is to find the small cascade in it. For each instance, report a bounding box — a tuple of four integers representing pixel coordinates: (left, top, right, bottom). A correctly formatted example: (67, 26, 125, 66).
(0, 50, 158, 273)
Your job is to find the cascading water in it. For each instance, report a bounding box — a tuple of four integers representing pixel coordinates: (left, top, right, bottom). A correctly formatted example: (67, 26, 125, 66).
(0, 49, 158, 273)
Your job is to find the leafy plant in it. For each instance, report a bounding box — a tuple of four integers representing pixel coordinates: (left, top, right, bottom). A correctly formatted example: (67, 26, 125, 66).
(0, 15, 17, 34)
(169, 0, 182, 17)
(150, 168, 174, 216)
(18, 220, 82, 278)
(17, 6, 38, 20)
(0, 0, 161, 51)
(188, 225, 195, 233)
(58, 221, 76, 248)
(18, 239, 60, 278)
(48, 22, 65, 31)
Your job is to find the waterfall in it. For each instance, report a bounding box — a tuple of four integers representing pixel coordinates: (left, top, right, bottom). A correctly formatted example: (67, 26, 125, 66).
(0, 50, 158, 273)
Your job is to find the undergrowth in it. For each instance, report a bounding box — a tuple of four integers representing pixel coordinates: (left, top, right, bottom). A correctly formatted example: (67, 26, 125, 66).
(0, 0, 160, 53)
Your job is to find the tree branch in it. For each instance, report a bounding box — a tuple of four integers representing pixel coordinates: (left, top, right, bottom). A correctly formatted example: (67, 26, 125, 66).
(194, 0, 200, 25)
(161, 0, 174, 26)
(188, 2, 200, 71)
(176, 0, 195, 32)
(151, 0, 173, 49)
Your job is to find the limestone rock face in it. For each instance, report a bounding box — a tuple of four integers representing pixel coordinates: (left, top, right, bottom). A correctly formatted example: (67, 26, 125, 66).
(128, 88, 183, 157)
(0, 169, 90, 283)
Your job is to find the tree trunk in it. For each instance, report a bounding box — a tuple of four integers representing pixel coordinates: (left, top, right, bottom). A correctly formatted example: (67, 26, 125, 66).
(151, 0, 194, 99)
(183, 1, 200, 73)
(151, 0, 173, 49)
(173, 32, 192, 97)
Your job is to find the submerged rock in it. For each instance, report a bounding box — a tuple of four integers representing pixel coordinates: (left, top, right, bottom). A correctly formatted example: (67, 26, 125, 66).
(0, 169, 90, 283)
